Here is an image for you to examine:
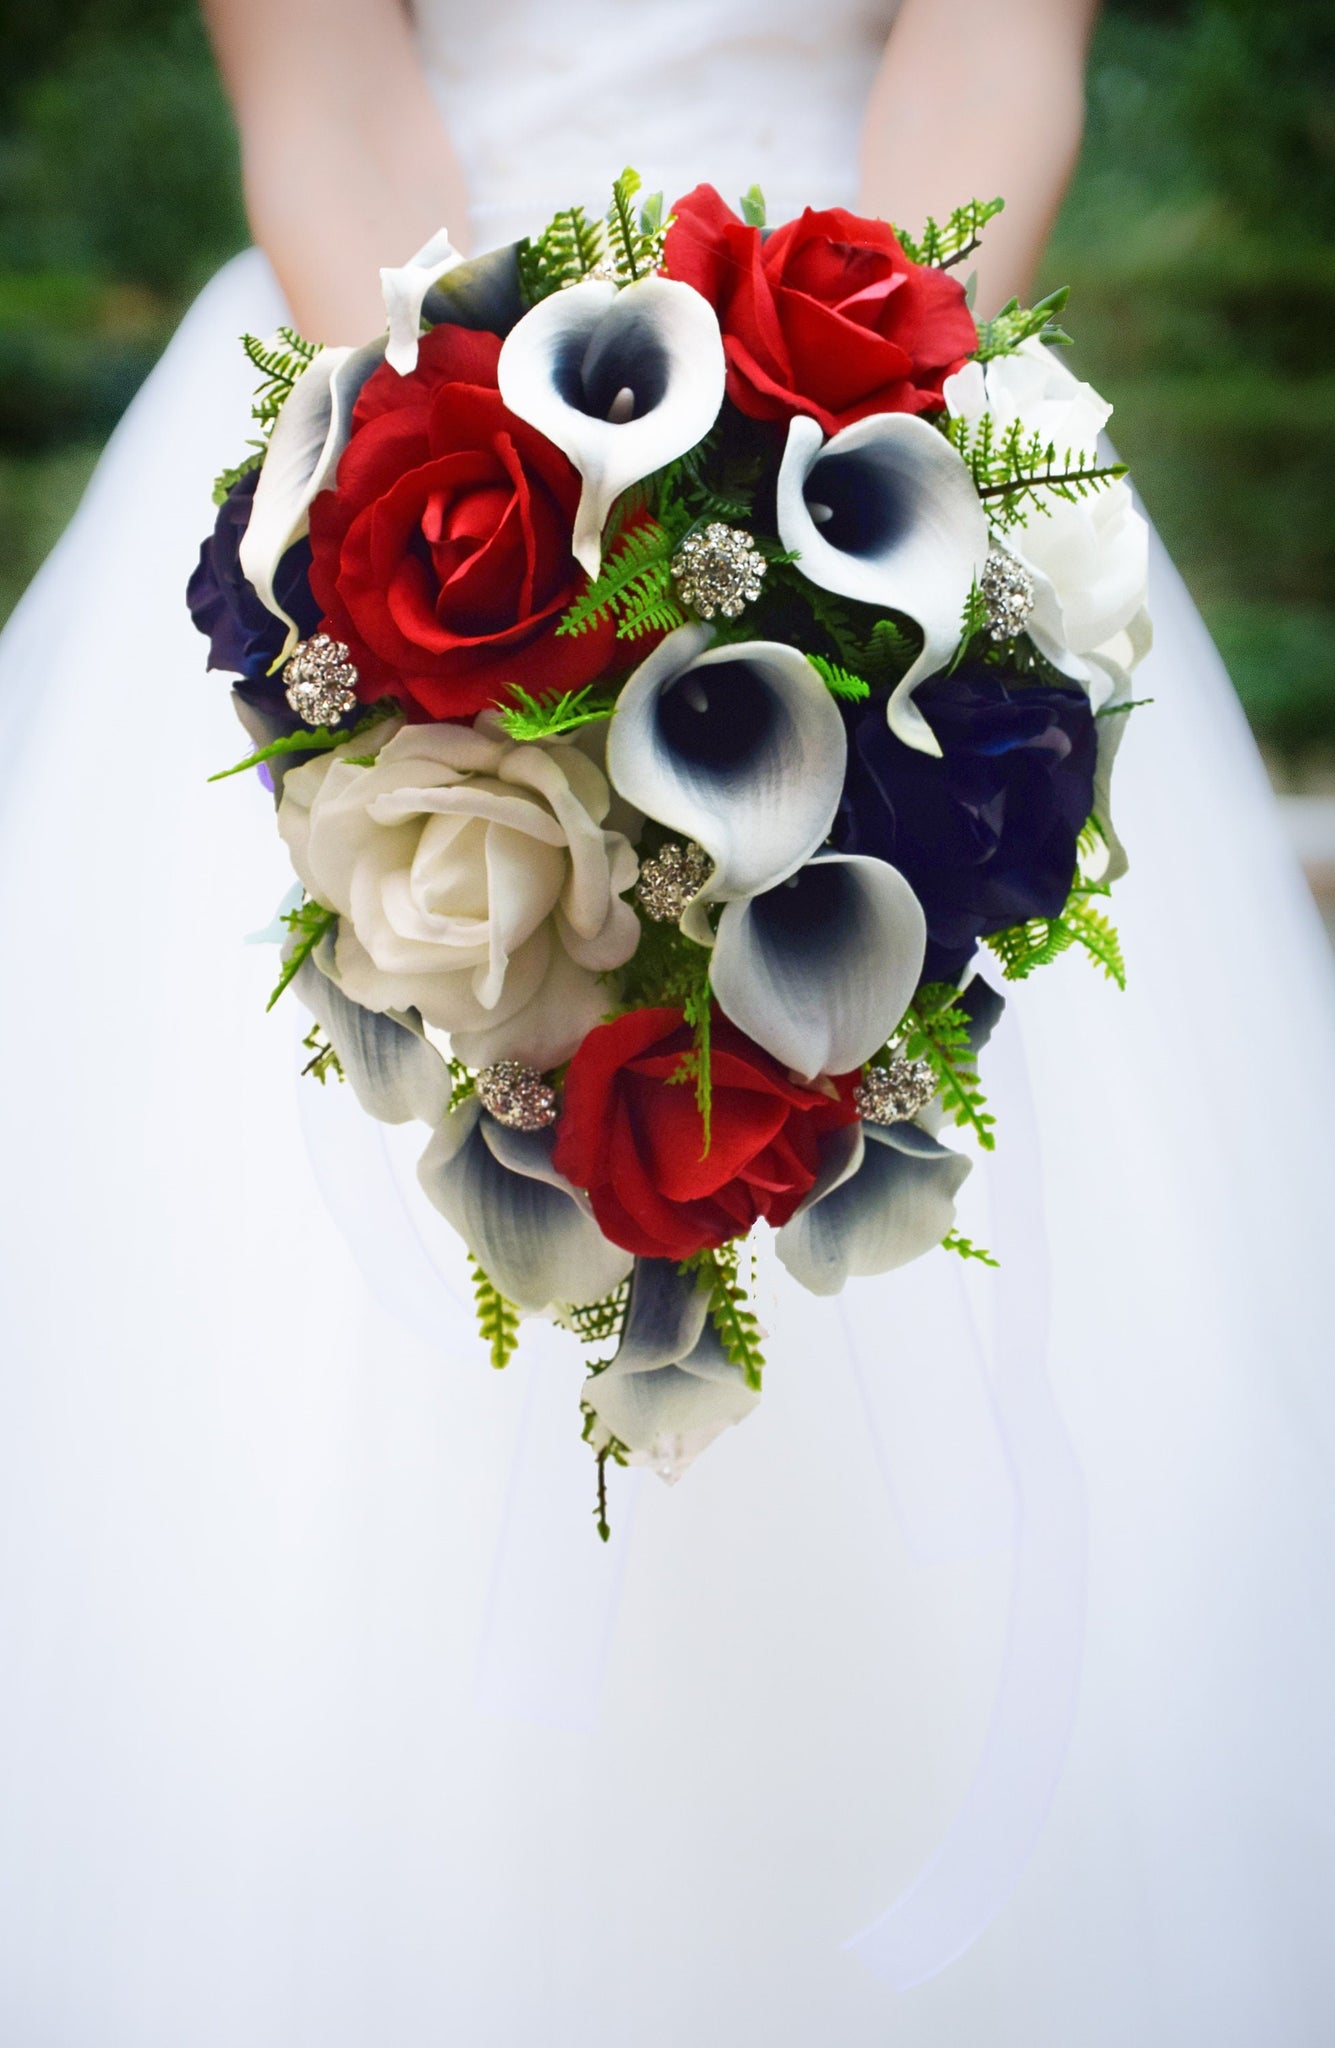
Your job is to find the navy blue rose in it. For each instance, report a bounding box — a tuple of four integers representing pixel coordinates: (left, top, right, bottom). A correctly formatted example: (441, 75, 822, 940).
(186, 468, 319, 695)
(835, 666, 1097, 983)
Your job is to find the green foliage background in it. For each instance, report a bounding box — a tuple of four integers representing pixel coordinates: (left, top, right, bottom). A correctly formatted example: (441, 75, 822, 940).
(0, 0, 1330, 756)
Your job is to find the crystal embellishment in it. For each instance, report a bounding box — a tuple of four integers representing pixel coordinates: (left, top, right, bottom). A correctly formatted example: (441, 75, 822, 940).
(634, 841, 714, 923)
(475, 1061, 558, 1132)
(672, 522, 767, 621)
(283, 634, 360, 727)
(980, 549, 1036, 642)
(854, 1057, 937, 1125)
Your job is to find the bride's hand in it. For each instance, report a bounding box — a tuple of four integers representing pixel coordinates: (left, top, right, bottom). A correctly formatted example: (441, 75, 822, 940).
(861, 0, 1101, 316)
(202, 0, 471, 342)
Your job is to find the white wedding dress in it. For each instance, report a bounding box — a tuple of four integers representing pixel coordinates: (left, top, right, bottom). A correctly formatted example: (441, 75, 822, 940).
(2, 3, 1335, 2042)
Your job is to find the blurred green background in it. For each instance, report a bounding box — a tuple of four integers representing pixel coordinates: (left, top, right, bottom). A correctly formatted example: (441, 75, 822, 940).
(0, 0, 1332, 766)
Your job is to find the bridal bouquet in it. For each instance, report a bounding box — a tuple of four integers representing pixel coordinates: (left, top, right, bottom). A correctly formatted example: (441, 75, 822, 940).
(190, 174, 1148, 1524)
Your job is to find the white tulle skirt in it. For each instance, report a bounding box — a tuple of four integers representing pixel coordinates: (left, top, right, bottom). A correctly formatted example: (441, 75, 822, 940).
(2, 250, 1334, 2047)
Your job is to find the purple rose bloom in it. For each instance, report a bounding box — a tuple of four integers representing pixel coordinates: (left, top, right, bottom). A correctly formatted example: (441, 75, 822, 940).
(835, 665, 1098, 983)
(186, 468, 320, 692)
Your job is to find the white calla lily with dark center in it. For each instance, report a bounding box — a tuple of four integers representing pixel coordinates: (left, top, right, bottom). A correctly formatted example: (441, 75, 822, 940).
(776, 411, 989, 757)
(497, 275, 726, 577)
(605, 623, 847, 925)
(418, 1097, 633, 1312)
(776, 1117, 972, 1297)
(709, 852, 927, 1082)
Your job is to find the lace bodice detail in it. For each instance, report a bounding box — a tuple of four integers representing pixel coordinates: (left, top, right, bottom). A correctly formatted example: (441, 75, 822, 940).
(412, 0, 897, 246)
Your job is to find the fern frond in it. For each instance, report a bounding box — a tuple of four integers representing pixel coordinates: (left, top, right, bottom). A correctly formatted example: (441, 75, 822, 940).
(209, 708, 389, 782)
(211, 443, 264, 506)
(946, 411, 1126, 530)
(470, 1257, 520, 1370)
(807, 654, 870, 701)
(895, 196, 1004, 270)
(447, 1058, 476, 1111)
(684, 1243, 765, 1390)
(267, 899, 337, 1012)
(1063, 896, 1127, 987)
(516, 205, 605, 302)
(556, 520, 680, 638)
(300, 1024, 344, 1085)
(941, 1230, 999, 1268)
(556, 1281, 631, 1346)
(984, 887, 1127, 990)
(898, 983, 997, 1150)
(497, 685, 619, 741)
(242, 326, 317, 436)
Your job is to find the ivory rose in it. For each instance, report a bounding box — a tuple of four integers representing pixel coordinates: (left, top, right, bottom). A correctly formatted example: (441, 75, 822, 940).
(278, 715, 640, 1068)
(944, 339, 1150, 696)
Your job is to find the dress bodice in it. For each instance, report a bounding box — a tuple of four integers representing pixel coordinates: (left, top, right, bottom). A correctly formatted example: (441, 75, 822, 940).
(412, 0, 898, 247)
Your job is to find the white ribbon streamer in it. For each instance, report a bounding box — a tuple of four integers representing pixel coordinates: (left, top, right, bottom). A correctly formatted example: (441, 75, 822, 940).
(842, 1003, 1088, 1988)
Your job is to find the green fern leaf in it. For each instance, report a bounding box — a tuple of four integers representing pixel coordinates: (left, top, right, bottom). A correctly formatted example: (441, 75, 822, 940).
(807, 654, 870, 701)
(470, 1257, 520, 1370)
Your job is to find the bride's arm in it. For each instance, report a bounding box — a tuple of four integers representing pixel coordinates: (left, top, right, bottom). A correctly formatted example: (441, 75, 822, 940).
(861, 0, 1101, 316)
(202, 0, 470, 341)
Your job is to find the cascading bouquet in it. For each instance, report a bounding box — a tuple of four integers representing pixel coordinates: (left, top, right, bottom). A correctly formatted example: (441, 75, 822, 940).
(189, 174, 1148, 1527)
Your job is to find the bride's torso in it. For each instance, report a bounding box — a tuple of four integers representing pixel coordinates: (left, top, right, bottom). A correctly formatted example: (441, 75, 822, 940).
(411, 0, 898, 244)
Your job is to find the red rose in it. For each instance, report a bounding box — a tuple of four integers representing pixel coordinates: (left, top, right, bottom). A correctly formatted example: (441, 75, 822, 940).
(552, 1006, 859, 1262)
(664, 185, 978, 436)
(308, 324, 614, 721)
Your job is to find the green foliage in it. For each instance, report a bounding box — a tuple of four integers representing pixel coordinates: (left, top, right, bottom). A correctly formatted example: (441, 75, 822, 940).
(556, 1281, 631, 1347)
(898, 984, 997, 1151)
(516, 168, 670, 303)
(976, 286, 1074, 360)
(895, 197, 1005, 270)
(807, 654, 870, 701)
(773, 571, 921, 684)
(945, 410, 1128, 531)
(556, 518, 688, 640)
(496, 684, 620, 742)
(267, 899, 337, 1012)
(300, 1023, 343, 1086)
(683, 1242, 766, 1390)
(941, 1230, 999, 1267)
(739, 185, 767, 228)
(470, 1257, 520, 1371)
(446, 1058, 476, 1112)
(209, 708, 389, 782)
(604, 167, 670, 284)
(516, 204, 604, 303)
(242, 326, 316, 434)
(210, 447, 263, 506)
(666, 981, 714, 1155)
(984, 882, 1128, 989)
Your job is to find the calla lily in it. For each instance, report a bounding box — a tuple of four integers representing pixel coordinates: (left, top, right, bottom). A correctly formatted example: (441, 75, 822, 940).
(380, 228, 463, 375)
(1088, 677, 1137, 886)
(709, 853, 926, 1081)
(776, 412, 989, 758)
(776, 1118, 971, 1297)
(293, 940, 451, 1127)
(606, 624, 847, 916)
(238, 338, 383, 658)
(420, 241, 527, 340)
(497, 276, 726, 577)
(417, 1097, 632, 1312)
(583, 1258, 760, 1482)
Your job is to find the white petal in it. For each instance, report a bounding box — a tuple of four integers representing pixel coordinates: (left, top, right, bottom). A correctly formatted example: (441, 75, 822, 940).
(776, 412, 989, 757)
(497, 276, 725, 576)
(238, 339, 383, 657)
(292, 941, 452, 1126)
(776, 1121, 971, 1296)
(710, 853, 926, 1080)
(583, 1259, 760, 1481)
(380, 227, 463, 376)
(606, 625, 847, 902)
(417, 1098, 631, 1310)
(448, 941, 616, 1070)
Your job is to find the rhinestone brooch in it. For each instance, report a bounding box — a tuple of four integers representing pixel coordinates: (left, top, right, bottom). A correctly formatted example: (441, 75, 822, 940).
(980, 549, 1036, 642)
(854, 1057, 937, 1125)
(475, 1061, 558, 1132)
(283, 634, 360, 727)
(672, 522, 767, 621)
(634, 841, 714, 924)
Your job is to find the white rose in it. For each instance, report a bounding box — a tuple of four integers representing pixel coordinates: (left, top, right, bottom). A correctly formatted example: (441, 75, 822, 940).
(944, 338, 1150, 698)
(278, 713, 640, 1068)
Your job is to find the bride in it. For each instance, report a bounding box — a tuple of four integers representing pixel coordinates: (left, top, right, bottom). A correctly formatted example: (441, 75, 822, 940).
(1, 1, 1333, 2041)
